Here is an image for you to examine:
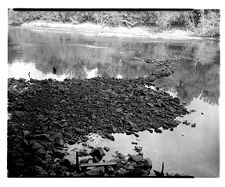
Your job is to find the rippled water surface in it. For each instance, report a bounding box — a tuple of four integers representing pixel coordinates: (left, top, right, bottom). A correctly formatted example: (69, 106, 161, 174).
(8, 26, 220, 177)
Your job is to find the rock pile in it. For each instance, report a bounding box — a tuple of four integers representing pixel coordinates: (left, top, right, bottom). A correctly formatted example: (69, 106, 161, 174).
(8, 67, 190, 177)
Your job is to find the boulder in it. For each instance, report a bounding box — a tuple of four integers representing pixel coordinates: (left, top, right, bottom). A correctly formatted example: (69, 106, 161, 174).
(142, 158, 152, 170)
(90, 147, 105, 162)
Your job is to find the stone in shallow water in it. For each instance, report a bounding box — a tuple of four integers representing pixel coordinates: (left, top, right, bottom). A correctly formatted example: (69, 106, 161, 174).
(104, 133, 115, 141)
(191, 123, 196, 128)
(104, 146, 110, 152)
(142, 158, 152, 170)
(134, 146, 142, 153)
(90, 147, 105, 162)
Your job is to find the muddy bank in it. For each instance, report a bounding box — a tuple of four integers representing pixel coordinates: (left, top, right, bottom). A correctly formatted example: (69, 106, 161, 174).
(8, 64, 194, 177)
(20, 22, 203, 40)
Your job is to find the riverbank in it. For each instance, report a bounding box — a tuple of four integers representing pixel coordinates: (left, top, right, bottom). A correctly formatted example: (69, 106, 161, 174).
(20, 21, 204, 40)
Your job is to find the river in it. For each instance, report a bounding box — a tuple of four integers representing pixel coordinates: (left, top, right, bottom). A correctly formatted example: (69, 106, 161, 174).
(8, 26, 220, 177)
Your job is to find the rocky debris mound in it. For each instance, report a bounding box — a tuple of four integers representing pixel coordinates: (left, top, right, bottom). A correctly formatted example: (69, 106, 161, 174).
(8, 75, 188, 143)
(8, 71, 190, 177)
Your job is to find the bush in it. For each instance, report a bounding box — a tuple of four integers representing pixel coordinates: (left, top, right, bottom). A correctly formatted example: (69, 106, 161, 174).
(8, 10, 220, 37)
(196, 10, 220, 37)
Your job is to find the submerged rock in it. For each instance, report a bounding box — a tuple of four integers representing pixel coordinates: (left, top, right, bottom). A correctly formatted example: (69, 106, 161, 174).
(104, 146, 110, 152)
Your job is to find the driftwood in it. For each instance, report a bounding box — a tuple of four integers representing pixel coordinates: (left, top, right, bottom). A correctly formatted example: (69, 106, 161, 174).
(80, 162, 117, 168)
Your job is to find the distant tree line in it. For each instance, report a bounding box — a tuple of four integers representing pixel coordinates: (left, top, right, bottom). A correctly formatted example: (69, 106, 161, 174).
(8, 10, 220, 37)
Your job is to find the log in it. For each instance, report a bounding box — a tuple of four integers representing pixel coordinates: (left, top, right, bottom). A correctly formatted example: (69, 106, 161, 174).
(80, 161, 117, 168)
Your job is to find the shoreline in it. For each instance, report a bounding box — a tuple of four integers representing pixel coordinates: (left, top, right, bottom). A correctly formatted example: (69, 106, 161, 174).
(18, 21, 206, 40)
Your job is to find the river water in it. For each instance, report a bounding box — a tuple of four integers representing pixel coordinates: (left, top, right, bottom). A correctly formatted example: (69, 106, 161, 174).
(8, 26, 220, 177)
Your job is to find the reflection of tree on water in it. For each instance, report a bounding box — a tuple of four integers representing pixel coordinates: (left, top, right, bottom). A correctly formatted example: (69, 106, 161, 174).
(155, 61, 219, 105)
(8, 27, 220, 104)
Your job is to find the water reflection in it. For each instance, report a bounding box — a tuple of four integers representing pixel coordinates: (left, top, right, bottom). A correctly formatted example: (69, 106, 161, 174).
(155, 61, 219, 105)
(8, 26, 220, 105)
(66, 94, 219, 177)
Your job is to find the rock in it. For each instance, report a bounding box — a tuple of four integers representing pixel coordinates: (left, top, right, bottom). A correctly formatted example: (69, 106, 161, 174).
(116, 108, 123, 112)
(51, 133, 64, 147)
(35, 147, 47, 158)
(116, 168, 129, 176)
(174, 119, 181, 126)
(75, 128, 85, 134)
(107, 166, 114, 174)
(134, 133, 139, 137)
(85, 166, 105, 176)
(104, 146, 110, 152)
(114, 151, 125, 159)
(92, 156, 100, 163)
(82, 143, 87, 147)
(68, 140, 75, 145)
(126, 164, 135, 170)
(31, 141, 45, 151)
(191, 123, 196, 128)
(154, 128, 162, 133)
(60, 99, 67, 104)
(104, 133, 115, 141)
(126, 130, 132, 135)
(128, 154, 144, 162)
(131, 142, 138, 145)
(60, 158, 71, 167)
(142, 158, 152, 170)
(112, 127, 117, 133)
(78, 149, 89, 157)
(53, 148, 65, 159)
(168, 106, 176, 113)
(80, 158, 91, 164)
(23, 130, 31, 137)
(90, 147, 105, 162)
(134, 146, 142, 153)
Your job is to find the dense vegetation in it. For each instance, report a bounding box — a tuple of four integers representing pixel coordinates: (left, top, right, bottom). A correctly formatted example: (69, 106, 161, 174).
(8, 10, 220, 37)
